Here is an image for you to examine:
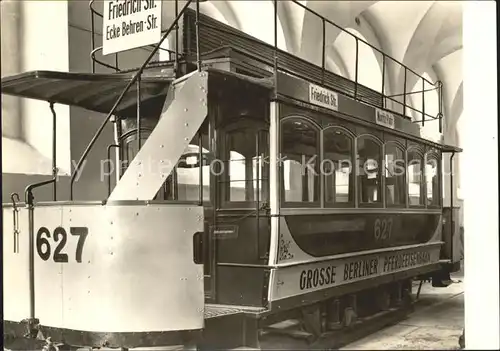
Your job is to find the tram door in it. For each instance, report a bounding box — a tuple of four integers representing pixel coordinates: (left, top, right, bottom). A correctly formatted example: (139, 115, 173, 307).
(205, 87, 271, 304)
(163, 74, 271, 303)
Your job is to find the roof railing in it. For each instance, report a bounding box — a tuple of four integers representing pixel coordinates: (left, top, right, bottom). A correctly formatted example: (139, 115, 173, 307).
(75, 0, 443, 200)
(285, 0, 442, 129)
(88, 0, 442, 128)
(71, 0, 196, 200)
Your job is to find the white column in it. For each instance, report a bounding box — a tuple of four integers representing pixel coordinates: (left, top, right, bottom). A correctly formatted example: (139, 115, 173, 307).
(463, 2, 499, 349)
(442, 125, 460, 208)
(442, 153, 459, 208)
(20, 1, 71, 175)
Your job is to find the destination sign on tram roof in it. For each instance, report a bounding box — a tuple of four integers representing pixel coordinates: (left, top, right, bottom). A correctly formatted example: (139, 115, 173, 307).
(375, 108, 396, 129)
(309, 83, 339, 111)
(103, 0, 162, 55)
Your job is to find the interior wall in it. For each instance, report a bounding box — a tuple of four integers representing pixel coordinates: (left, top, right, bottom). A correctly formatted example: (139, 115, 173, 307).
(2, 175, 70, 203)
(1, 1, 71, 176)
(21, 1, 71, 175)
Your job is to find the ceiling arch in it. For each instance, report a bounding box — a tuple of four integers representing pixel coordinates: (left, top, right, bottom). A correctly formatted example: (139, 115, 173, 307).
(449, 82, 464, 132)
(333, 27, 382, 92)
(299, 0, 377, 66)
(408, 71, 439, 120)
(330, 16, 387, 92)
(361, 1, 435, 96)
(208, 1, 240, 28)
(199, 2, 231, 25)
(395, 1, 463, 95)
(327, 51, 349, 78)
(275, 0, 305, 54)
(225, 0, 288, 50)
(325, 56, 343, 76)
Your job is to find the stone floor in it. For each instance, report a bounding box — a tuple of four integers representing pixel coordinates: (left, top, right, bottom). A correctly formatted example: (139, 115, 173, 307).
(341, 273, 465, 350)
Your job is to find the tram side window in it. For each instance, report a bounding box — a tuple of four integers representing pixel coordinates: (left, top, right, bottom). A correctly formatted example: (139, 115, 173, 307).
(281, 118, 320, 205)
(174, 132, 211, 202)
(357, 136, 382, 205)
(384, 143, 406, 206)
(425, 155, 440, 206)
(223, 128, 269, 203)
(323, 127, 353, 205)
(407, 149, 424, 206)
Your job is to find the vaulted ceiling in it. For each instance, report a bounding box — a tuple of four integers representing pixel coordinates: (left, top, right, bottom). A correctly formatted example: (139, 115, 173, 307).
(173, 0, 463, 144)
(71, 0, 463, 144)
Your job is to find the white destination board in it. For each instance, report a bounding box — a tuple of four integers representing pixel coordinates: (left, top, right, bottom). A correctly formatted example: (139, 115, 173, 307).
(309, 83, 339, 111)
(375, 108, 396, 129)
(102, 0, 162, 55)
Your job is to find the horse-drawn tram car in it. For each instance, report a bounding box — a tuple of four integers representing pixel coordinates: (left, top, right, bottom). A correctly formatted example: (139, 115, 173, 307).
(2, 1, 462, 350)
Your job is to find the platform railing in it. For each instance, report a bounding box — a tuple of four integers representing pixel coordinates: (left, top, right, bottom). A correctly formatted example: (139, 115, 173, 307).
(283, 0, 443, 129)
(88, 0, 442, 128)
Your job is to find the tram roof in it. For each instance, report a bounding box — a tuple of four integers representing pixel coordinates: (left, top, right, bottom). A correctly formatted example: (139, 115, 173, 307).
(441, 144, 463, 153)
(1, 67, 461, 153)
(0, 70, 173, 118)
(0, 66, 275, 117)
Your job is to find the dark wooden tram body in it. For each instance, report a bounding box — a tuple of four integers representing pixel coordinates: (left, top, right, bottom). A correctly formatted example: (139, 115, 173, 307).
(1, 7, 461, 350)
(185, 65, 446, 307)
(170, 10, 454, 311)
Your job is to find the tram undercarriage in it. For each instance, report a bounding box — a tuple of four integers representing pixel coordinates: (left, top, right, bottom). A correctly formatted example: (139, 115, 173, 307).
(2, 2, 462, 350)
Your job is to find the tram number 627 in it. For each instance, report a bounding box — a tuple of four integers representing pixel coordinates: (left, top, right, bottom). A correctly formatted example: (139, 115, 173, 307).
(374, 218, 393, 240)
(36, 226, 89, 263)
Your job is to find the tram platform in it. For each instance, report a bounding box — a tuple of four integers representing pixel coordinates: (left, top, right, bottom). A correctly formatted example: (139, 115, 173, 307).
(341, 271, 464, 350)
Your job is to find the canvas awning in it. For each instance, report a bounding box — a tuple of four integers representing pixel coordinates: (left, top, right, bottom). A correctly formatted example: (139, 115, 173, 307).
(1, 70, 173, 118)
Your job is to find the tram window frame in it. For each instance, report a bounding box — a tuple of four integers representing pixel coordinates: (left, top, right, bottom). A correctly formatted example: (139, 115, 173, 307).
(383, 141, 406, 208)
(407, 146, 425, 207)
(280, 116, 321, 208)
(383, 133, 407, 148)
(218, 119, 270, 209)
(161, 123, 213, 204)
(322, 126, 355, 207)
(356, 134, 383, 208)
(425, 152, 441, 208)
